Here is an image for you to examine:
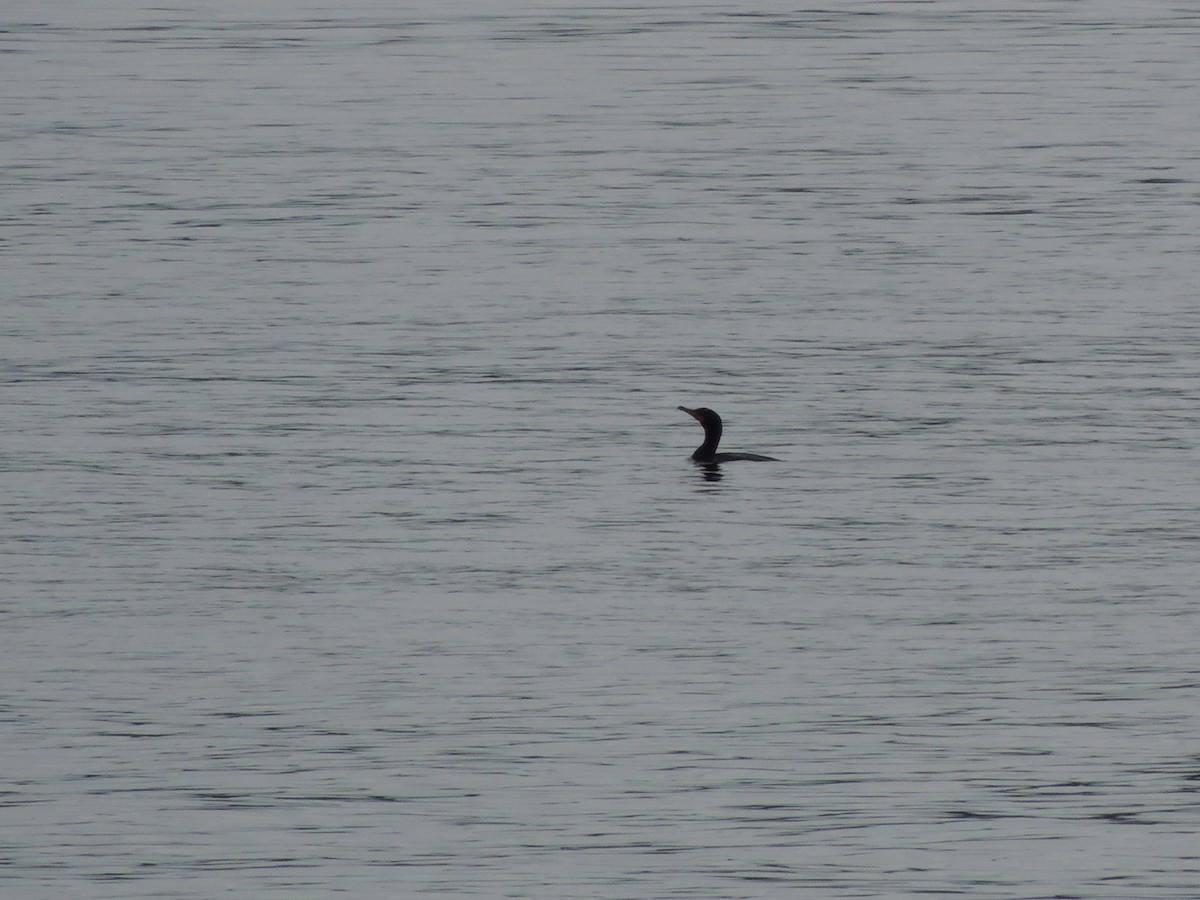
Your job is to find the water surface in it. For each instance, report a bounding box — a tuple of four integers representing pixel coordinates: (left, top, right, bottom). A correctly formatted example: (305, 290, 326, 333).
(4, 2, 1200, 896)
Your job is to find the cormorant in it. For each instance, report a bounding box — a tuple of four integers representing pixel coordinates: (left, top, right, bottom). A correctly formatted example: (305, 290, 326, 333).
(678, 406, 778, 462)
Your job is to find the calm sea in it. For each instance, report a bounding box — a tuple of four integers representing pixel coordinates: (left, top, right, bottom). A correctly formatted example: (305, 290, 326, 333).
(4, 1, 1200, 896)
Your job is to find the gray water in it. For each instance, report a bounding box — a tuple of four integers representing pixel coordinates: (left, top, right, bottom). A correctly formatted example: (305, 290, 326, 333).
(4, 1, 1200, 896)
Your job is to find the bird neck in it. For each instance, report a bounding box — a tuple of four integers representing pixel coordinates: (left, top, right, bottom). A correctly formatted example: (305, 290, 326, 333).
(693, 422, 722, 459)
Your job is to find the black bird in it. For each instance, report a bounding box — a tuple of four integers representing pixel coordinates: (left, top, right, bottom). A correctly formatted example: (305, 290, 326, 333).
(678, 406, 778, 463)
